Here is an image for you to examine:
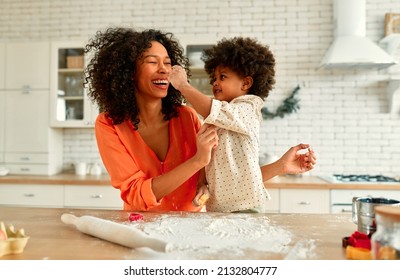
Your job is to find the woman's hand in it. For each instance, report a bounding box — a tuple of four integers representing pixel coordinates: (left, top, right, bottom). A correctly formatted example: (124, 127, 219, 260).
(261, 143, 317, 181)
(169, 65, 190, 91)
(279, 143, 317, 174)
(192, 124, 218, 167)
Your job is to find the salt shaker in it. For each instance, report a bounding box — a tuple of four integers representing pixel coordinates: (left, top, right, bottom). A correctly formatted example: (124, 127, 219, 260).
(371, 205, 400, 260)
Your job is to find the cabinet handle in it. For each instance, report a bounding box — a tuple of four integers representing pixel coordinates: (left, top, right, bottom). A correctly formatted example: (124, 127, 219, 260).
(24, 193, 35, 197)
(20, 168, 30, 171)
(22, 85, 31, 94)
(20, 156, 31, 161)
(298, 201, 311, 205)
(341, 209, 352, 213)
(91, 194, 103, 199)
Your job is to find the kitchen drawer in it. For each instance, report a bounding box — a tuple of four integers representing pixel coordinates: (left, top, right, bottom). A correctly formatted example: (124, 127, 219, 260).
(5, 152, 50, 164)
(280, 189, 330, 214)
(6, 163, 52, 175)
(0, 184, 63, 207)
(331, 189, 400, 203)
(265, 188, 279, 212)
(64, 185, 122, 209)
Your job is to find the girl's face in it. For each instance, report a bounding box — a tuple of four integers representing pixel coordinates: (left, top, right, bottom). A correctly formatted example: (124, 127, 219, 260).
(133, 41, 172, 101)
(212, 66, 252, 102)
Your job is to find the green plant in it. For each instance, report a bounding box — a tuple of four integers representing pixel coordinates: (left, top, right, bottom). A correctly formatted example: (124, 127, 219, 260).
(261, 85, 301, 119)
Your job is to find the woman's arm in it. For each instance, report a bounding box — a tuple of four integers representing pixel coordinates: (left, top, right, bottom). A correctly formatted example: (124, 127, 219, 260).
(261, 143, 317, 181)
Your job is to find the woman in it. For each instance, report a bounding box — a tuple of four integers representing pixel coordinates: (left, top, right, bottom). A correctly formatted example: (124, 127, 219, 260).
(84, 27, 316, 212)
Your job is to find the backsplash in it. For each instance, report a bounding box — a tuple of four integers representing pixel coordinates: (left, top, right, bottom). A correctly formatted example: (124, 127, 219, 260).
(1, 0, 399, 177)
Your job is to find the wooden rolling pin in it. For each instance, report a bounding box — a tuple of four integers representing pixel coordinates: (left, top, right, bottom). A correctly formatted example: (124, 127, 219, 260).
(61, 214, 172, 253)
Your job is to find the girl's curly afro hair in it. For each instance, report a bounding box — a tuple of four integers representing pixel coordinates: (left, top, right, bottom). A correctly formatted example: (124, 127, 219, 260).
(84, 27, 189, 129)
(202, 37, 275, 100)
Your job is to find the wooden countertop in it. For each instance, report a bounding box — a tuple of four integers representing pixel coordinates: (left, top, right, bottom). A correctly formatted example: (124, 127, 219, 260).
(1, 173, 399, 190)
(0, 207, 355, 260)
(0, 172, 111, 186)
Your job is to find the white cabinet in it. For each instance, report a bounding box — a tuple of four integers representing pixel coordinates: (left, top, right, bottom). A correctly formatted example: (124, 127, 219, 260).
(280, 189, 330, 214)
(5, 42, 50, 89)
(3, 41, 63, 175)
(0, 184, 64, 207)
(265, 188, 280, 213)
(330, 189, 400, 214)
(64, 185, 122, 209)
(0, 43, 5, 164)
(50, 41, 99, 128)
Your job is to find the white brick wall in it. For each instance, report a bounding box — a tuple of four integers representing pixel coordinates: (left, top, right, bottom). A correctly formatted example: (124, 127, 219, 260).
(1, 0, 399, 176)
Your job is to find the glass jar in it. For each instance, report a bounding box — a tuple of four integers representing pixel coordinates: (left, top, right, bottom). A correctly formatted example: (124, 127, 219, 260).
(371, 205, 400, 260)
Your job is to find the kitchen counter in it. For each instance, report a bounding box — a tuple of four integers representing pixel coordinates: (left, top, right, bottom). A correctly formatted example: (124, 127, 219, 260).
(0, 172, 111, 186)
(0, 206, 355, 260)
(1, 173, 399, 190)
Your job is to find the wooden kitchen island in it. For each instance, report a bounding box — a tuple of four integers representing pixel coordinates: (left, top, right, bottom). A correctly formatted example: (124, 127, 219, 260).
(0, 206, 356, 260)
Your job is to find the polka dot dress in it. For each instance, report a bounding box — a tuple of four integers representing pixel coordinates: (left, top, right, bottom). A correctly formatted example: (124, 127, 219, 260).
(204, 95, 271, 213)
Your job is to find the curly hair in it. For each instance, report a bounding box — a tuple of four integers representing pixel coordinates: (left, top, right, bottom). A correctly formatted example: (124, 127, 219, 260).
(202, 37, 275, 100)
(84, 27, 189, 129)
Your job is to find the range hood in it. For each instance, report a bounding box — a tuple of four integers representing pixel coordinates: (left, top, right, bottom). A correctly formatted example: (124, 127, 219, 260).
(319, 0, 397, 69)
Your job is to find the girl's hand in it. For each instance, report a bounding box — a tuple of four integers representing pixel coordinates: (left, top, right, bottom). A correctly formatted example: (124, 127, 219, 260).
(192, 184, 210, 207)
(169, 65, 190, 91)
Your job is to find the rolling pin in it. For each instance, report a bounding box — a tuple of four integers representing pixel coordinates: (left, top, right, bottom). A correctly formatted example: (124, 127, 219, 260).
(61, 214, 172, 253)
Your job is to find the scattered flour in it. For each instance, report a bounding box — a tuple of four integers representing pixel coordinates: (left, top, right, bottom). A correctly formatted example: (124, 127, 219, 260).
(124, 213, 316, 259)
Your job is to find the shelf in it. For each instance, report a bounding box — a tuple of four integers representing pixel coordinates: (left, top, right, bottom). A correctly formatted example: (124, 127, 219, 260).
(58, 68, 84, 73)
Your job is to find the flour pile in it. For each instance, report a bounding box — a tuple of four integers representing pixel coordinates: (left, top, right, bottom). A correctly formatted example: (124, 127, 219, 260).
(126, 214, 299, 259)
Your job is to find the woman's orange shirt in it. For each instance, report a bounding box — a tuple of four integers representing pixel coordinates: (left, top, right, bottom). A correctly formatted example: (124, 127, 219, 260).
(95, 106, 202, 212)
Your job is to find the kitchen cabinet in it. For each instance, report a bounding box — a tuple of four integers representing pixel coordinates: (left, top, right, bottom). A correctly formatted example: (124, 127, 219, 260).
(0, 43, 5, 164)
(279, 189, 330, 214)
(64, 185, 122, 209)
(3, 41, 63, 175)
(179, 37, 216, 97)
(330, 189, 400, 214)
(265, 188, 280, 212)
(50, 41, 99, 128)
(5, 42, 50, 89)
(0, 184, 64, 207)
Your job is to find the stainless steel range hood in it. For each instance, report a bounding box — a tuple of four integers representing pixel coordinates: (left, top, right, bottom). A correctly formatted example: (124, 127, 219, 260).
(319, 0, 397, 69)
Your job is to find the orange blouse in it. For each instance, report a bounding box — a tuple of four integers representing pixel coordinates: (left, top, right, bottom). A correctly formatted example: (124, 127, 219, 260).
(95, 106, 202, 212)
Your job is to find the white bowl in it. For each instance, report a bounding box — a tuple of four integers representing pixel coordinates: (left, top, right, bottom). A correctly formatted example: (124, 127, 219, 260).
(0, 167, 10, 176)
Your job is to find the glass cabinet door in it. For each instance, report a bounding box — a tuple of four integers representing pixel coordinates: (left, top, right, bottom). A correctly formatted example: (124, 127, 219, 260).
(50, 41, 97, 127)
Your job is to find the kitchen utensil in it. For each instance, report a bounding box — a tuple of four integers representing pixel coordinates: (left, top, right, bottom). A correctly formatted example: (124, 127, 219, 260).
(61, 214, 172, 253)
(0, 167, 10, 176)
(352, 197, 400, 235)
(74, 162, 88, 175)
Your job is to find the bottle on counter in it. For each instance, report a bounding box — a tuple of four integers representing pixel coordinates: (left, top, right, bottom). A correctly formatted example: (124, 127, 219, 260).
(371, 205, 400, 260)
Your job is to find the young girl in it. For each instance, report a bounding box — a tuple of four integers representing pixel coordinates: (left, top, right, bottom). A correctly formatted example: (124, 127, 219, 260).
(170, 37, 316, 213)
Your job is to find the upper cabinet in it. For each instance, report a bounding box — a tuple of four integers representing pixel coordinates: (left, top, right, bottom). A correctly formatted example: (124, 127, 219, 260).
(5, 42, 50, 90)
(50, 41, 99, 128)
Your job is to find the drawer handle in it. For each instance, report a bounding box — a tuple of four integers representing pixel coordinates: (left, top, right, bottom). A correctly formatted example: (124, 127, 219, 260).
(20, 156, 31, 161)
(341, 209, 352, 213)
(24, 193, 35, 197)
(298, 201, 311, 205)
(20, 168, 31, 171)
(91, 194, 103, 199)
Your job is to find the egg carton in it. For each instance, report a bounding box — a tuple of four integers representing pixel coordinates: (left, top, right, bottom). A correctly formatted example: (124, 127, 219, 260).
(0, 221, 29, 257)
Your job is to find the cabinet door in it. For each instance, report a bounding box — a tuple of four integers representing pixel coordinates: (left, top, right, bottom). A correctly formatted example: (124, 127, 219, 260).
(5, 42, 50, 89)
(50, 41, 98, 128)
(0, 91, 4, 163)
(280, 189, 330, 214)
(0, 43, 5, 89)
(64, 185, 122, 209)
(0, 184, 64, 207)
(4, 90, 49, 152)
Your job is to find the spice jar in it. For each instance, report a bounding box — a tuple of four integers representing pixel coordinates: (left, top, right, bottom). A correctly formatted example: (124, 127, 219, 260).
(371, 205, 400, 260)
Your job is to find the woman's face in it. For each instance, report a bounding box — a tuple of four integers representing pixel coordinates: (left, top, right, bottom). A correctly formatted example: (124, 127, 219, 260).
(212, 66, 251, 102)
(134, 41, 172, 100)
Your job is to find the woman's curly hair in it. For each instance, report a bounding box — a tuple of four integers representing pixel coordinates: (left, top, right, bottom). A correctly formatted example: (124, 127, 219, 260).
(202, 37, 275, 100)
(84, 27, 189, 129)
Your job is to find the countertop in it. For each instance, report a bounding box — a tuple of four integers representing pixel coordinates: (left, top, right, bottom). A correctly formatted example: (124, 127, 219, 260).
(1, 173, 400, 190)
(0, 207, 355, 260)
